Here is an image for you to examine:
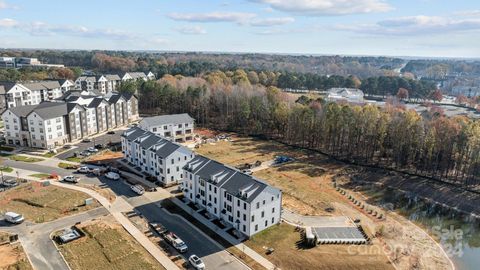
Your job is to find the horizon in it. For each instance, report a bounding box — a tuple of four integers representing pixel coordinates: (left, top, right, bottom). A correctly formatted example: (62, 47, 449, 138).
(0, 0, 479, 58)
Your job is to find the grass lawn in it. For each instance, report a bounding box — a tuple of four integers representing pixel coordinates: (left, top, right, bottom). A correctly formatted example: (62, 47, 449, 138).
(58, 220, 165, 270)
(246, 223, 393, 270)
(58, 162, 79, 169)
(29, 173, 51, 179)
(0, 182, 99, 223)
(8, 155, 44, 163)
(43, 152, 56, 158)
(0, 145, 15, 152)
(66, 156, 83, 163)
(0, 166, 14, 172)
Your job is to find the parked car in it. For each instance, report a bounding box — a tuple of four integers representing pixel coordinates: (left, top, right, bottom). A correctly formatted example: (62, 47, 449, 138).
(107, 131, 115, 135)
(63, 144, 72, 149)
(94, 144, 104, 149)
(4, 212, 24, 224)
(77, 166, 91, 174)
(62, 175, 78, 183)
(79, 151, 91, 157)
(188, 255, 205, 270)
(82, 138, 92, 143)
(2, 179, 18, 187)
(87, 147, 98, 153)
(105, 172, 120, 181)
(130, 184, 145, 195)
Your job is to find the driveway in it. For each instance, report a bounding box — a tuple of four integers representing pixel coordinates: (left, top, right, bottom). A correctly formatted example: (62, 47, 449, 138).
(0, 207, 109, 270)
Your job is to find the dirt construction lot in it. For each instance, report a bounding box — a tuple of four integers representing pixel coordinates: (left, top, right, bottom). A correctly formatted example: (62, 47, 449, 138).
(57, 217, 165, 270)
(0, 182, 99, 223)
(0, 232, 32, 270)
(196, 135, 453, 270)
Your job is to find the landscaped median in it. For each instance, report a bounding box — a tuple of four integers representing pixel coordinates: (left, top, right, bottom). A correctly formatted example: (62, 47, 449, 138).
(0, 182, 99, 223)
(0, 153, 44, 163)
(55, 218, 166, 270)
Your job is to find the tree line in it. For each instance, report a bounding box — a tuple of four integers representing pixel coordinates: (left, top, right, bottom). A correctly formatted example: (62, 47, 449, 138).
(129, 75, 480, 189)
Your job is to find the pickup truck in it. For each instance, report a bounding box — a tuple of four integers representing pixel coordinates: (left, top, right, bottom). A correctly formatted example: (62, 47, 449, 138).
(164, 232, 188, 253)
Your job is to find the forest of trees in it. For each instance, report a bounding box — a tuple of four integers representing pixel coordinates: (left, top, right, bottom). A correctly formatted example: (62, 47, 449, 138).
(127, 75, 480, 189)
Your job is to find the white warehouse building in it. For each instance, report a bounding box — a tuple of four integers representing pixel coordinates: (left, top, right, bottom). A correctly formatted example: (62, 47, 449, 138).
(182, 155, 282, 238)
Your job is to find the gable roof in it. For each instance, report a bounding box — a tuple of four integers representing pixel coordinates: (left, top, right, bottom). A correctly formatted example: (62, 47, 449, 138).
(140, 113, 194, 127)
(0, 82, 17, 93)
(105, 74, 121, 81)
(23, 81, 61, 91)
(155, 142, 180, 158)
(87, 97, 108, 108)
(76, 76, 96, 82)
(6, 104, 37, 117)
(30, 102, 68, 119)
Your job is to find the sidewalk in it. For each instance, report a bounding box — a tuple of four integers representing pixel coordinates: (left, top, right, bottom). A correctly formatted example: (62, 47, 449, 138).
(171, 197, 277, 270)
(2, 169, 180, 270)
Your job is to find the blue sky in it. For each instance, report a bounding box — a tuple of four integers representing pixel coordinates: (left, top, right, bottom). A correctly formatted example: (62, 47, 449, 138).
(0, 0, 479, 57)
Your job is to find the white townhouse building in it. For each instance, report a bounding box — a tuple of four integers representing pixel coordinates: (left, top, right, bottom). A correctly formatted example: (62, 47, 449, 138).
(182, 155, 282, 238)
(139, 113, 194, 143)
(121, 127, 194, 186)
(327, 88, 364, 103)
(95, 75, 108, 95)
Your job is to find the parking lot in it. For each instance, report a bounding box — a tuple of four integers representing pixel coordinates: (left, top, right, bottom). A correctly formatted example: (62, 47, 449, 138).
(56, 129, 125, 160)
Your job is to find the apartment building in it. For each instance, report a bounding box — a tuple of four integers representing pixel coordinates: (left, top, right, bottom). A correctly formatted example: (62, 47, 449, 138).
(2, 91, 139, 149)
(138, 113, 194, 142)
(182, 155, 282, 237)
(75, 76, 96, 91)
(104, 74, 122, 93)
(121, 127, 194, 186)
(59, 79, 75, 92)
(0, 81, 62, 110)
(122, 72, 148, 82)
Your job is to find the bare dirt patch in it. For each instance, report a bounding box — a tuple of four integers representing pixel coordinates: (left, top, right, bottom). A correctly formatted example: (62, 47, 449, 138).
(0, 182, 99, 223)
(0, 232, 32, 270)
(58, 217, 166, 270)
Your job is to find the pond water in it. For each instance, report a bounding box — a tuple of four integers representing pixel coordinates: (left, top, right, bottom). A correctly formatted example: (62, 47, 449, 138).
(363, 188, 480, 270)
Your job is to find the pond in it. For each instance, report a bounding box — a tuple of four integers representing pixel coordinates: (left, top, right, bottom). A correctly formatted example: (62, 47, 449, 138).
(363, 187, 480, 270)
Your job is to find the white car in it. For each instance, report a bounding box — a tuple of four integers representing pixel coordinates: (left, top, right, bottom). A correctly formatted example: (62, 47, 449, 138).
(87, 147, 98, 153)
(62, 175, 78, 183)
(105, 172, 120, 180)
(189, 255, 205, 270)
(130, 184, 145, 195)
(77, 166, 91, 173)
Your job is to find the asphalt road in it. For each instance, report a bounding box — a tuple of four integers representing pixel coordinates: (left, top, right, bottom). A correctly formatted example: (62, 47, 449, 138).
(56, 129, 124, 160)
(3, 159, 249, 270)
(0, 207, 108, 270)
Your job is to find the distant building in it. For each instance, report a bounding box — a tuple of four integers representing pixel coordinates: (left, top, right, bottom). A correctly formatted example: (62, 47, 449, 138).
(138, 113, 194, 143)
(327, 88, 364, 102)
(182, 155, 282, 237)
(0, 57, 65, 69)
(451, 86, 480, 98)
(74, 76, 96, 91)
(0, 81, 62, 111)
(0, 57, 15, 68)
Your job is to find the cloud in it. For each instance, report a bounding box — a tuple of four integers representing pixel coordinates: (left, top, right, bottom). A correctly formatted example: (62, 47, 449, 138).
(454, 10, 480, 17)
(174, 25, 207, 35)
(250, 17, 294, 27)
(0, 18, 18, 27)
(0, 1, 18, 10)
(336, 15, 480, 36)
(23, 22, 135, 39)
(168, 12, 256, 24)
(249, 0, 393, 16)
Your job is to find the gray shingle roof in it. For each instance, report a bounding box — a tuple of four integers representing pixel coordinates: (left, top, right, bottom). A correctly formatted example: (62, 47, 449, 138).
(105, 74, 121, 81)
(87, 97, 107, 108)
(140, 113, 194, 127)
(23, 81, 61, 91)
(123, 127, 148, 140)
(31, 102, 68, 119)
(77, 76, 96, 82)
(185, 155, 271, 203)
(155, 143, 180, 159)
(7, 104, 37, 117)
(139, 133, 163, 149)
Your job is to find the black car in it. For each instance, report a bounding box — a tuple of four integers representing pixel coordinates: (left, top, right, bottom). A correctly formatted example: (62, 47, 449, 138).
(82, 138, 92, 143)
(95, 144, 104, 149)
(107, 131, 115, 135)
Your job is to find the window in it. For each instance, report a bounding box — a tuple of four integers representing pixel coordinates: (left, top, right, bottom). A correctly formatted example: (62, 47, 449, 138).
(48, 128, 52, 132)
(272, 208, 275, 213)
(256, 202, 260, 209)
(237, 211, 240, 218)
(243, 225, 246, 232)
(265, 220, 268, 227)
(47, 120, 51, 125)
(237, 200, 240, 207)
(272, 217, 275, 224)
(171, 158, 174, 164)
(263, 200, 265, 205)
(178, 124, 182, 128)
(32, 134, 36, 139)
(56, 118, 61, 123)
(255, 225, 258, 232)
(214, 197, 217, 203)
(153, 127, 157, 132)
(163, 125, 167, 130)
(226, 194, 232, 202)
(243, 202, 247, 210)
(261, 211, 264, 218)
(48, 135, 52, 139)
(167, 168, 170, 174)
(243, 214, 246, 221)
(251, 215, 255, 222)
